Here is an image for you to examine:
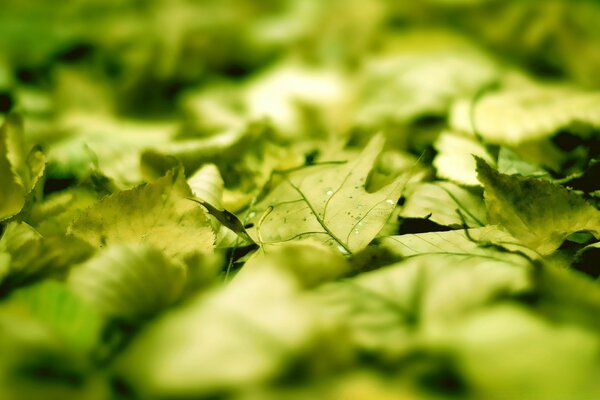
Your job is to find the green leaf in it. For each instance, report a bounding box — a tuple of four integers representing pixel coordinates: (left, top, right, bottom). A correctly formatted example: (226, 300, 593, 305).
(379, 226, 538, 264)
(0, 114, 45, 221)
(243, 62, 350, 138)
(45, 113, 175, 188)
(188, 164, 224, 210)
(356, 43, 498, 126)
(440, 305, 600, 399)
(532, 262, 600, 332)
(246, 135, 409, 254)
(311, 254, 529, 355)
(6, 281, 105, 353)
(117, 266, 317, 398)
(476, 157, 600, 254)
(239, 239, 350, 288)
(400, 181, 487, 228)
(497, 147, 550, 178)
(451, 83, 600, 145)
(26, 186, 100, 236)
(68, 169, 215, 260)
(186, 164, 249, 246)
(68, 244, 187, 321)
(0, 296, 103, 400)
(0, 222, 93, 293)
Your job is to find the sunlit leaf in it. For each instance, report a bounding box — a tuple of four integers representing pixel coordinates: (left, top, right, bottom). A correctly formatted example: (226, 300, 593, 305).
(246, 134, 410, 254)
(451, 83, 600, 145)
(400, 181, 487, 228)
(68, 169, 215, 259)
(379, 226, 538, 263)
(433, 131, 493, 186)
(476, 158, 600, 254)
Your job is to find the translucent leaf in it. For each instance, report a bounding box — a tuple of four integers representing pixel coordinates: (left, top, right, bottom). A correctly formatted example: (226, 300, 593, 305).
(187, 164, 244, 245)
(246, 135, 410, 254)
(26, 187, 100, 236)
(400, 181, 487, 228)
(451, 84, 600, 145)
(68, 244, 187, 321)
(433, 131, 493, 186)
(476, 158, 600, 255)
(69, 169, 215, 260)
(188, 164, 224, 209)
(117, 266, 316, 398)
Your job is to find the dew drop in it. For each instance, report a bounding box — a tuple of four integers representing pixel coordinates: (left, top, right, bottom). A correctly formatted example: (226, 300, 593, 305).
(337, 245, 350, 255)
(353, 229, 360, 235)
(248, 212, 256, 219)
(386, 199, 395, 205)
(326, 190, 334, 196)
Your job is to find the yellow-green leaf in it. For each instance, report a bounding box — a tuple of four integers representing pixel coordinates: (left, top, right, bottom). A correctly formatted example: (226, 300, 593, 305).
(476, 158, 600, 255)
(246, 134, 410, 254)
(68, 169, 215, 259)
(68, 244, 187, 321)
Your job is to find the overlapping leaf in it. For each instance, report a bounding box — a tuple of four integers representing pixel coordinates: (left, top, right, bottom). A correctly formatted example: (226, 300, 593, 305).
(117, 267, 317, 398)
(433, 131, 493, 186)
(310, 254, 529, 355)
(451, 84, 600, 145)
(400, 181, 487, 228)
(476, 158, 600, 254)
(246, 135, 410, 254)
(379, 226, 538, 264)
(68, 169, 215, 259)
(0, 115, 45, 221)
(0, 222, 93, 293)
(68, 244, 187, 321)
(5, 281, 105, 353)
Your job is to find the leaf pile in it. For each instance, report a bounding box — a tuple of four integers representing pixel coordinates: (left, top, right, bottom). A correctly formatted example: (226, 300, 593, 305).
(1, 1, 600, 399)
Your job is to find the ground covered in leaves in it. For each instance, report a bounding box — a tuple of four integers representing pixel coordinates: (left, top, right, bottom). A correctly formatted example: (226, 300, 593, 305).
(1, 1, 600, 399)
